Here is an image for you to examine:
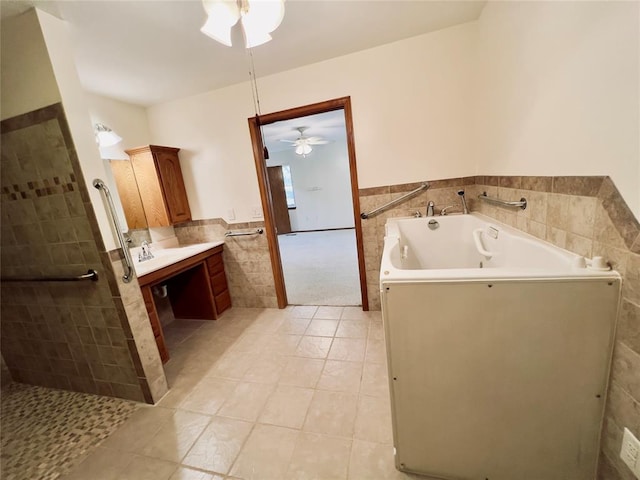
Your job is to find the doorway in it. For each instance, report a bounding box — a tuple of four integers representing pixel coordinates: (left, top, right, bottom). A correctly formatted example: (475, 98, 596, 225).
(248, 97, 368, 310)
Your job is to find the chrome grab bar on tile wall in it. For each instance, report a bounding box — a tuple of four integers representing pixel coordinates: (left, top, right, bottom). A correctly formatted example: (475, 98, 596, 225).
(478, 192, 527, 210)
(0, 269, 99, 283)
(360, 183, 430, 219)
(225, 228, 264, 237)
(93, 179, 134, 283)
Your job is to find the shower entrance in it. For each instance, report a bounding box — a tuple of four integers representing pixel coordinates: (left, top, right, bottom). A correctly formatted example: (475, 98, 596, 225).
(248, 97, 368, 309)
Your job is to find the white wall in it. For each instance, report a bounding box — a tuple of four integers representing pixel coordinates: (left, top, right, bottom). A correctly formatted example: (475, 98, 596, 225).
(267, 142, 355, 231)
(0, 10, 61, 120)
(147, 22, 477, 223)
(475, 1, 640, 217)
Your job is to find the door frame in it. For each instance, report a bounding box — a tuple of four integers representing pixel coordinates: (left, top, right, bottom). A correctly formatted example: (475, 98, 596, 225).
(248, 96, 369, 310)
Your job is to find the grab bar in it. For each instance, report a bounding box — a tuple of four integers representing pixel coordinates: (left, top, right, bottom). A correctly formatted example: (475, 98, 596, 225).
(478, 192, 527, 210)
(93, 179, 134, 283)
(1, 269, 99, 283)
(225, 228, 264, 237)
(472, 229, 493, 259)
(361, 183, 429, 219)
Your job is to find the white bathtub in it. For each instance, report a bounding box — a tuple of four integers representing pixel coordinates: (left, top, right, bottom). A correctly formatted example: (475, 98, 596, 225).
(380, 213, 621, 480)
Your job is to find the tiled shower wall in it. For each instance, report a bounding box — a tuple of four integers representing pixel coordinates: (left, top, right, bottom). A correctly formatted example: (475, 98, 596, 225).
(173, 219, 277, 308)
(360, 175, 639, 480)
(0, 104, 153, 402)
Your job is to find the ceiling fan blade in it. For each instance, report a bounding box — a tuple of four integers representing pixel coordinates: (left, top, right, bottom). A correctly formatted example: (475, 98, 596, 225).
(279, 139, 297, 143)
(305, 136, 323, 142)
(308, 139, 330, 145)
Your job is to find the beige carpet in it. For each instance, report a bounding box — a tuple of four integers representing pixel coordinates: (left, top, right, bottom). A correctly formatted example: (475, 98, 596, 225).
(278, 229, 361, 306)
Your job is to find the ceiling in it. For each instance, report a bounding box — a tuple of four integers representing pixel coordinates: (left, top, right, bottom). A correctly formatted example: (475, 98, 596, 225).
(1, 0, 486, 107)
(262, 109, 346, 156)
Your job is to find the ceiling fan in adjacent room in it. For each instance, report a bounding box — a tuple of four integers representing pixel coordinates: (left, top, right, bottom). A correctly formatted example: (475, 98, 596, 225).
(280, 127, 329, 157)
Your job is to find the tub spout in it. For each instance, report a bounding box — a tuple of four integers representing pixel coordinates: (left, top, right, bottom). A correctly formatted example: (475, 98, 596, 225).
(458, 190, 469, 214)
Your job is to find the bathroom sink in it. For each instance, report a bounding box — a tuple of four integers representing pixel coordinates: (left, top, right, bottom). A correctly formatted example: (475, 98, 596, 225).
(132, 242, 224, 277)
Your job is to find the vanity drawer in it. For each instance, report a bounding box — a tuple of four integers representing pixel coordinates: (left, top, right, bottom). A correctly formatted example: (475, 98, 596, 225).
(215, 290, 232, 314)
(210, 270, 228, 296)
(206, 253, 224, 275)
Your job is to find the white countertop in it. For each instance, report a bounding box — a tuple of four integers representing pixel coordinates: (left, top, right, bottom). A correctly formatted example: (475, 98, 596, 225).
(133, 241, 224, 278)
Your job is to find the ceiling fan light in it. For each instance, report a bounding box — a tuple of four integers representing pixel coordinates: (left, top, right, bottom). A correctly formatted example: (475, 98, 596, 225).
(241, 24, 272, 48)
(295, 144, 312, 156)
(201, 0, 240, 46)
(239, 0, 284, 48)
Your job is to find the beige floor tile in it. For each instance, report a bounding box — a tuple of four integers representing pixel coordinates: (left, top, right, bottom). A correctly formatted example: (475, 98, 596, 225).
(230, 424, 299, 479)
(277, 318, 311, 335)
(182, 416, 253, 475)
(262, 334, 302, 356)
(328, 338, 366, 362)
(118, 455, 178, 480)
(335, 319, 369, 339)
(258, 385, 314, 429)
(206, 350, 260, 380)
(314, 306, 344, 320)
(303, 391, 358, 437)
(245, 314, 286, 334)
(242, 355, 286, 384)
(179, 377, 239, 415)
(341, 307, 370, 320)
(99, 406, 174, 453)
(278, 357, 325, 388)
(229, 332, 268, 353)
(360, 362, 390, 398)
(169, 466, 224, 480)
(295, 336, 333, 359)
(217, 382, 275, 421)
(290, 306, 319, 318)
(305, 319, 339, 337)
(353, 395, 393, 444)
(141, 410, 211, 463)
(316, 360, 363, 393)
(365, 338, 387, 364)
(285, 432, 351, 480)
(60, 447, 134, 480)
(368, 320, 385, 341)
(348, 440, 416, 479)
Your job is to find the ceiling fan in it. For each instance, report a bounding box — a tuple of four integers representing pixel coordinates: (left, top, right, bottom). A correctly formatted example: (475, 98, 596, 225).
(280, 127, 329, 157)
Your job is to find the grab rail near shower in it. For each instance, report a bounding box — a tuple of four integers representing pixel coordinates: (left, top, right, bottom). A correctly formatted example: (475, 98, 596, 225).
(93, 179, 134, 283)
(478, 192, 527, 210)
(1, 269, 99, 283)
(225, 228, 264, 237)
(361, 183, 430, 219)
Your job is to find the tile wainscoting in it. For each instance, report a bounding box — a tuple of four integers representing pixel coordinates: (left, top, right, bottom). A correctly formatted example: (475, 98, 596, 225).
(360, 175, 639, 480)
(173, 219, 277, 308)
(0, 104, 158, 403)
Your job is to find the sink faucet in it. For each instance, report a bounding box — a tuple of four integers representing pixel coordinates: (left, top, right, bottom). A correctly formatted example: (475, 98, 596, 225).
(139, 240, 154, 262)
(426, 201, 435, 217)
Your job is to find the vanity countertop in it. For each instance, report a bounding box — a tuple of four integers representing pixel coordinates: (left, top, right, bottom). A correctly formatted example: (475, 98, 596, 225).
(133, 241, 224, 278)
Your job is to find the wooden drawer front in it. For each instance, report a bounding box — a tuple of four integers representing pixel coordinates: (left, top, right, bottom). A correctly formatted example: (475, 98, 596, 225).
(206, 253, 224, 275)
(210, 271, 228, 296)
(215, 290, 232, 314)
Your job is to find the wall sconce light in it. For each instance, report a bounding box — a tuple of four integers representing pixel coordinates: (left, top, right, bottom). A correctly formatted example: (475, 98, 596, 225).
(94, 123, 123, 147)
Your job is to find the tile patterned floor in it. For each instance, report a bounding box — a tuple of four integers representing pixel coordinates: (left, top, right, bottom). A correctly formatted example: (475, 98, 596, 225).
(61, 305, 422, 479)
(0, 383, 138, 480)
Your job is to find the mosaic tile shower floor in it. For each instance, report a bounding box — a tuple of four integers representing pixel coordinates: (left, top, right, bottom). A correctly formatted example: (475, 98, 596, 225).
(0, 383, 138, 480)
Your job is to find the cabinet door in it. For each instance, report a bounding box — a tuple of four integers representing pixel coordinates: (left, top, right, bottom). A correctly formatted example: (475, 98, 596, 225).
(153, 149, 192, 224)
(110, 160, 148, 229)
(130, 150, 171, 227)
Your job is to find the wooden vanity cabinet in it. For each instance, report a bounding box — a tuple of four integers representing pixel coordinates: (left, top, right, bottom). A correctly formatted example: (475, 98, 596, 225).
(138, 244, 231, 364)
(206, 250, 232, 315)
(124, 145, 191, 227)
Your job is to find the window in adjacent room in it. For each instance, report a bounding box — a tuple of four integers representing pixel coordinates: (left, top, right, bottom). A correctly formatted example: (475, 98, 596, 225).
(282, 165, 296, 209)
